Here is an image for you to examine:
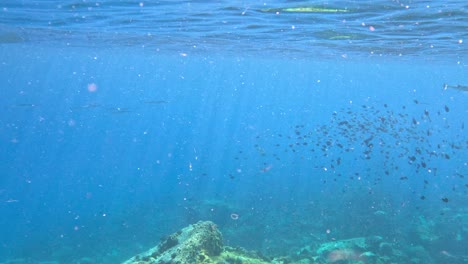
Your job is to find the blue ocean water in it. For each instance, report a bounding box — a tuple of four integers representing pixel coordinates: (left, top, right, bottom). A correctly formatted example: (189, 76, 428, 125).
(0, 1, 467, 263)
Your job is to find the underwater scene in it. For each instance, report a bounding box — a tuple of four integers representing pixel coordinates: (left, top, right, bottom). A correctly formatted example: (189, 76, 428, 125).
(0, 1, 467, 264)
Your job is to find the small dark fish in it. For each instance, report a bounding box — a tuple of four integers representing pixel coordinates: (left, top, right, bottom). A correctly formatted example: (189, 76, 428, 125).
(444, 105, 449, 112)
(142, 100, 168, 104)
(420, 196, 426, 200)
(414, 99, 419, 104)
(110, 107, 131, 114)
(441, 197, 449, 203)
(400, 176, 408, 180)
(15, 103, 38, 107)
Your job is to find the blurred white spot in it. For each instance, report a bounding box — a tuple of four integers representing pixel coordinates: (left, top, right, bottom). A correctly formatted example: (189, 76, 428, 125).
(87, 83, 98, 92)
(68, 119, 76, 127)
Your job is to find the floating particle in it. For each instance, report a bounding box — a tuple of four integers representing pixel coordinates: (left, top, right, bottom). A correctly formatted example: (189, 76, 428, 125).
(230, 213, 239, 220)
(87, 83, 98, 92)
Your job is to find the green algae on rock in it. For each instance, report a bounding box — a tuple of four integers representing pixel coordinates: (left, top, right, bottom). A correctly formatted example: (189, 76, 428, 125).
(121, 221, 438, 264)
(122, 221, 223, 264)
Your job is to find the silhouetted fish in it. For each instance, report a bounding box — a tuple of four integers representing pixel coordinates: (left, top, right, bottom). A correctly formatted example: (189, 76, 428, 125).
(443, 83, 468, 91)
(142, 100, 168, 104)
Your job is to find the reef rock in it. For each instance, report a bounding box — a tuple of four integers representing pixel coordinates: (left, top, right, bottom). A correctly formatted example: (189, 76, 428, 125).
(122, 221, 223, 264)
(303, 236, 398, 264)
(122, 221, 274, 264)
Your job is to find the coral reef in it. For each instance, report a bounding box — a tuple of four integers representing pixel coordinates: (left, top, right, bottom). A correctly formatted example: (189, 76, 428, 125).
(122, 221, 439, 264)
(122, 221, 223, 264)
(121, 220, 273, 264)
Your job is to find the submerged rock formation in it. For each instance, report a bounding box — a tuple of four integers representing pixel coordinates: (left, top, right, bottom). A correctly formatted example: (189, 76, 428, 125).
(122, 221, 440, 264)
(122, 221, 272, 264)
(122, 221, 224, 264)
